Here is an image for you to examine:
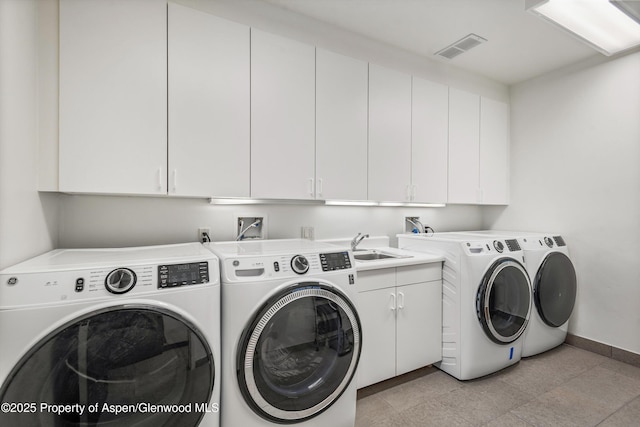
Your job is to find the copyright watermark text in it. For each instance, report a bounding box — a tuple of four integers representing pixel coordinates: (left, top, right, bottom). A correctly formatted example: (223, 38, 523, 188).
(1, 401, 219, 416)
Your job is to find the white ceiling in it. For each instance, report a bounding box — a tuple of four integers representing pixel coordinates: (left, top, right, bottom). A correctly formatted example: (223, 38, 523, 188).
(260, 0, 602, 85)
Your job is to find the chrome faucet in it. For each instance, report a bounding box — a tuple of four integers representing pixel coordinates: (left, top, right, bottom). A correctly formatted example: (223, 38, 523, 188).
(351, 233, 369, 252)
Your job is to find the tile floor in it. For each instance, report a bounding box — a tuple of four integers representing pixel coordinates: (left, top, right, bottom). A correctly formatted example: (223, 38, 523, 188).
(355, 345, 640, 426)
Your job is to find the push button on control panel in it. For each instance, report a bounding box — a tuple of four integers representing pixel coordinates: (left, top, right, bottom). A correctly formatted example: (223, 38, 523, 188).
(274, 261, 280, 272)
(75, 278, 84, 292)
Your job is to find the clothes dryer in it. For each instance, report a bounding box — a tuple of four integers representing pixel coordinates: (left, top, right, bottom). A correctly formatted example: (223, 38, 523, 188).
(206, 239, 361, 427)
(0, 243, 220, 427)
(398, 233, 532, 380)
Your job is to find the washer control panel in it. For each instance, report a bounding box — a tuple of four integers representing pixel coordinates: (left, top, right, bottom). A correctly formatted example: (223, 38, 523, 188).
(158, 262, 209, 289)
(319, 252, 352, 271)
(224, 251, 354, 281)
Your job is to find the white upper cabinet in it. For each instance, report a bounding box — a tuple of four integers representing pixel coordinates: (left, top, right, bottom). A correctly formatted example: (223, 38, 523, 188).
(315, 49, 368, 201)
(448, 88, 481, 204)
(480, 97, 509, 204)
(411, 78, 449, 204)
(368, 64, 412, 202)
(59, 0, 167, 195)
(168, 3, 250, 198)
(250, 29, 316, 199)
(448, 88, 510, 204)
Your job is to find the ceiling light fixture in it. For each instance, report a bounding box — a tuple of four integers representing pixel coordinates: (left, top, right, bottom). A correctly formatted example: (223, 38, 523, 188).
(526, 0, 640, 56)
(208, 198, 323, 205)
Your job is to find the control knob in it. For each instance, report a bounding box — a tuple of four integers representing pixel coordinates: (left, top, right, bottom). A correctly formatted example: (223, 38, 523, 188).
(291, 255, 309, 275)
(105, 268, 137, 294)
(544, 237, 554, 248)
(493, 240, 504, 253)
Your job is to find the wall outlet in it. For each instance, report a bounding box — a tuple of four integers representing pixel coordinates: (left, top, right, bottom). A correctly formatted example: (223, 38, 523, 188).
(198, 227, 211, 242)
(301, 226, 315, 240)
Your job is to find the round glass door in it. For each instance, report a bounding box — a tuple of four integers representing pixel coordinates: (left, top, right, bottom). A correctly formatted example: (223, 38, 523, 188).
(534, 252, 577, 327)
(476, 259, 532, 344)
(0, 305, 214, 427)
(237, 282, 361, 423)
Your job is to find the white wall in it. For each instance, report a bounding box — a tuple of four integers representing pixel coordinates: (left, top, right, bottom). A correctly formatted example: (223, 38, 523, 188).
(58, 195, 483, 248)
(483, 52, 640, 354)
(0, 0, 59, 270)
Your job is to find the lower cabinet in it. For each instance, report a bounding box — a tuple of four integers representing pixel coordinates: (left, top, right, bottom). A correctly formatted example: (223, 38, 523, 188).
(356, 263, 442, 388)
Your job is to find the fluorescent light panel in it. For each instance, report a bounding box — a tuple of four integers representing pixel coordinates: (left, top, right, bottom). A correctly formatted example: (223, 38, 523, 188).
(527, 0, 640, 55)
(209, 198, 323, 205)
(209, 198, 445, 207)
(324, 200, 378, 206)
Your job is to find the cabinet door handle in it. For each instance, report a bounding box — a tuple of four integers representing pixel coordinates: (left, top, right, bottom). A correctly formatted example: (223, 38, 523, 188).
(390, 293, 396, 311)
(406, 184, 411, 201)
(309, 178, 314, 197)
(157, 167, 163, 191)
(317, 178, 323, 197)
(398, 291, 405, 309)
(172, 169, 177, 193)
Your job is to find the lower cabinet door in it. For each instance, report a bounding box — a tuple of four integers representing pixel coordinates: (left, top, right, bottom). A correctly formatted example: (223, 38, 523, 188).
(396, 282, 442, 375)
(356, 288, 396, 388)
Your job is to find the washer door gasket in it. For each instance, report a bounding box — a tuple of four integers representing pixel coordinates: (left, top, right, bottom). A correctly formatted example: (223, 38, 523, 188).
(476, 258, 532, 344)
(237, 282, 361, 423)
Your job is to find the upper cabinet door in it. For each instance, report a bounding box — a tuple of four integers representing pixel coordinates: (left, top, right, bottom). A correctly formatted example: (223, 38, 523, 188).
(448, 88, 480, 204)
(316, 49, 368, 201)
(411, 78, 448, 204)
(368, 64, 412, 202)
(168, 4, 250, 198)
(59, 0, 167, 195)
(480, 97, 509, 205)
(251, 29, 316, 200)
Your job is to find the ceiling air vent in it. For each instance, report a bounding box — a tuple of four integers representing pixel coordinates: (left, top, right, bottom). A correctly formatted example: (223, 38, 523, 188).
(435, 33, 487, 59)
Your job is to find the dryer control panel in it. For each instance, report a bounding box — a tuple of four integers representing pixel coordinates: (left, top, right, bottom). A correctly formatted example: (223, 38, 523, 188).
(464, 239, 522, 255)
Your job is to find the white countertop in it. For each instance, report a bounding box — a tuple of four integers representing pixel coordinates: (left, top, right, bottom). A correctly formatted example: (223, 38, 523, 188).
(320, 236, 443, 271)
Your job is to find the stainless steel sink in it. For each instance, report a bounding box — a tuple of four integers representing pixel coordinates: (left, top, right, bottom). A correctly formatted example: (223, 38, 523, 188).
(353, 250, 411, 261)
(354, 252, 396, 261)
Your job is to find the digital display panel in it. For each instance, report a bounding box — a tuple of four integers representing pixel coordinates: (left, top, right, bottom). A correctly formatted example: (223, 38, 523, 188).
(158, 262, 209, 288)
(319, 252, 352, 271)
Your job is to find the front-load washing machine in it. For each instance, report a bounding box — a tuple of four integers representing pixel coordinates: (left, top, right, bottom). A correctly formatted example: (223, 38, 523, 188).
(0, 243, 220, 427)
(398, 233, 532, 380)
(447, 230, 577, 357)
(205, 239, 361, 427)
